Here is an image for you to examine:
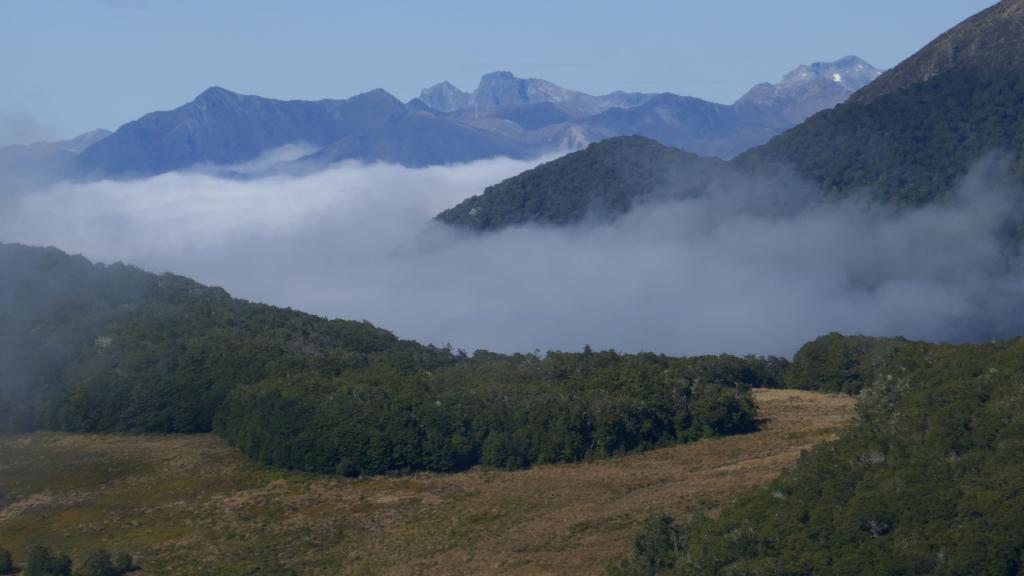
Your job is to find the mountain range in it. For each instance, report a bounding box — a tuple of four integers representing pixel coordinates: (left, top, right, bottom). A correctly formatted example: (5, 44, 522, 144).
(440, 0, 1024, 230)
(0, 57, 878, 182)
(0, 128, 110, 189)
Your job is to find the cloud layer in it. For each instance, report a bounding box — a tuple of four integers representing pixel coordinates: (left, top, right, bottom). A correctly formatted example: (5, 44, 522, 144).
(1, 154, 1021, 357)
(0, 109, 55, 147)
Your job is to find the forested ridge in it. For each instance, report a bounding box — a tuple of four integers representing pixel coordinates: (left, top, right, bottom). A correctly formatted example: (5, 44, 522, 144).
(0, 242, 448, 434)
(614, 333, 1024, 575)
(0, 242, 779, 476)
(435, 136, 727, 230)
(737, 66, 1024, 206)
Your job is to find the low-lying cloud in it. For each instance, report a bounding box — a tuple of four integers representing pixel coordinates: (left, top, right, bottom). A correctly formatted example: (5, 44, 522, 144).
(0, 109, 56, 148)
(1, 153, 1022, 357)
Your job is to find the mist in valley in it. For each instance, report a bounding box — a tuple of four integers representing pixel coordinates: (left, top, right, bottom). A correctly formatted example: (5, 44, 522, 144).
(1, 151, 1021, 358)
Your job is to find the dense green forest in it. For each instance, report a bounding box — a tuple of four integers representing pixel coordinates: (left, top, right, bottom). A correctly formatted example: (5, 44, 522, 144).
(0, 243, 452, 434)
(216, 350, 780, 475)
(738, 67, 1024, 205)
(0, 243, 781, 475)
(783, 332, 930, 395)
(435, 136, 726, 230)
(613, 334, 1024, 575)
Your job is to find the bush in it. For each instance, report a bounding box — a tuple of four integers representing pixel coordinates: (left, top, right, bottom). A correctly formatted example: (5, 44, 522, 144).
(25, 547, 70, 576)
(77, 549, 117, 576)
(112, 552, 134, 574)
(0, 548, 14, 575)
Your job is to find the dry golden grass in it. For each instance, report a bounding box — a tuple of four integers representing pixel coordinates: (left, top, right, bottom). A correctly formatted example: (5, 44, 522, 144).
(0, 389, 855, 575)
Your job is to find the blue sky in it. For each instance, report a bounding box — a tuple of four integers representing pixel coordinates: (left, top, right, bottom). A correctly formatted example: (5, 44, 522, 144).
(0, 0, 995, 145)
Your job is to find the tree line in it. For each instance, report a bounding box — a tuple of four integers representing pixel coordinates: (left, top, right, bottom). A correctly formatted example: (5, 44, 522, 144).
(0, 546, 134, 576)
(216, 349, 783, 475)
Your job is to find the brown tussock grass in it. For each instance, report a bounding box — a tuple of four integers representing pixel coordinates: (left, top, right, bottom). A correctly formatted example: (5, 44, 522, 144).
(0, 389, 855, 575)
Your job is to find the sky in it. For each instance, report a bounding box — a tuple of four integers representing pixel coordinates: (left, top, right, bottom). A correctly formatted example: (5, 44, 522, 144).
(0, 0, 996, 146)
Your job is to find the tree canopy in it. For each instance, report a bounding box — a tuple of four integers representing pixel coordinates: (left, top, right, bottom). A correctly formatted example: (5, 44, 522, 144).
(614, 334, 1024, 575)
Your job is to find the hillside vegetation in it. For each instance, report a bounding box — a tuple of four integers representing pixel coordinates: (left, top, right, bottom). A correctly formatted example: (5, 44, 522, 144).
(0, 243, 781, 476)
(0, 243, 448, 435)
(738, 67, 1024, 205)
(216, 350, 775, 476)
(614, 334, 1024, 575)
(435, 136, 727, 229)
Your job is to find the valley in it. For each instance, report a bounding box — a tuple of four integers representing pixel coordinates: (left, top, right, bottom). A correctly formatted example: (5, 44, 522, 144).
(1, 2, 1022, 574)
(0, 389, 854, 575)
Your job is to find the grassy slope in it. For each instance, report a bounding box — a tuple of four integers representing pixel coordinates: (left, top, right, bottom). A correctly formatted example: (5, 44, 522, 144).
(0, 389, 853, 576)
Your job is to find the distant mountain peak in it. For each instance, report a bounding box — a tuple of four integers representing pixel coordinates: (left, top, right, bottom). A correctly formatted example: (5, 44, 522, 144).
(337, 88, 407, 116)
(195, 85, 241, 101)
(352, 87, 402, 103)
(419, 80, 470, 112)
(474, 71, 533, 107)
(473, 71, 586, 110)
(777, 56, 882, 92)
(832, 54, 873, 67)
(734, 56, 881, 122)
(481, 71, 516, 81)
(64, 129, 111, 152)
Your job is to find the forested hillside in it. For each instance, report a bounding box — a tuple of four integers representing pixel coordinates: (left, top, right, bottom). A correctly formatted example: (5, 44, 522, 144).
(0, 243, 447, 434)
(0, 243, 779, 475)
(435, 136, 726, 230)
(784, 333, 928, 394)
(614, 334, 1024, 575)
(737, 66, 1024, 204)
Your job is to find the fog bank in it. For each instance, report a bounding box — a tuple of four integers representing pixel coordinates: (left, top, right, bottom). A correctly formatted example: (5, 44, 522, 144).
(2, 155, 1021, 357)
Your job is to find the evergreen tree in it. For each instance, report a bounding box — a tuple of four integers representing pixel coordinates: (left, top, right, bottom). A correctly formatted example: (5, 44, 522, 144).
(0, 548, 13, 575)
(25, 546, 70, 576)
(112, 552, 134, 574)
(77, 549, 116, 576)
